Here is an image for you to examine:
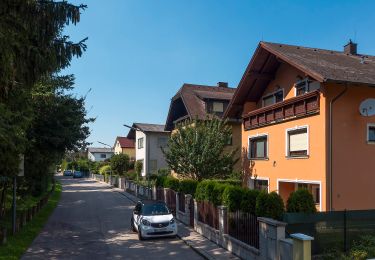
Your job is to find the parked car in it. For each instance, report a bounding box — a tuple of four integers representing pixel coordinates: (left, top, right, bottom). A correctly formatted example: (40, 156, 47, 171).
(63, 170, 72, 176)
(73, 171, 83, 178)
(131, 200, 177, 240)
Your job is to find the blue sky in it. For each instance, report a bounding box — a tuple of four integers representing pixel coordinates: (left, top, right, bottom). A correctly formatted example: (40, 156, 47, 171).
(63, 0, 375, 147)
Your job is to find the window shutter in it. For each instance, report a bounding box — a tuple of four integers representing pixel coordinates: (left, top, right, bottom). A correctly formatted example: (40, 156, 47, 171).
(289, 130, 308, 152)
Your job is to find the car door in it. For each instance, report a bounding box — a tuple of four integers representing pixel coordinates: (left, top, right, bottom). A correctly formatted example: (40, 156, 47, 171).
(133, 202, 142, 227)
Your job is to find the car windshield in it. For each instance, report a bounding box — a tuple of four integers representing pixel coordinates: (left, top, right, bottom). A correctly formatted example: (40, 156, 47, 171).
(142, 203, 170, 216)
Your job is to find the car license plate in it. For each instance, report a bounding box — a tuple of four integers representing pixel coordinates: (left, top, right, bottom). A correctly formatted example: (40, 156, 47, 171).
(155, 228, 167, 232)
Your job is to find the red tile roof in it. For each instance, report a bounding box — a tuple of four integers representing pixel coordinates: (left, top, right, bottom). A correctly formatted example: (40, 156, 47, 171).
(115, 137, 135, 148)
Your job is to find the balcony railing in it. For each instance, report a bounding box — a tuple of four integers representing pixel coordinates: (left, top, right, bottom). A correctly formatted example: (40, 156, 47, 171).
(243, 90, 320, 130)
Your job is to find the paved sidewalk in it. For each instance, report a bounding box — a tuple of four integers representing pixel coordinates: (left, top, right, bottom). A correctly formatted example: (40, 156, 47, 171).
(111, 186, 240, 260)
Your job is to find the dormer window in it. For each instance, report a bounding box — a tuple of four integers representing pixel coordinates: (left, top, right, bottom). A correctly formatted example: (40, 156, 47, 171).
(262, 89, 284, 107)
(212, 102, 224, 113)
(295, 78, 309, 96)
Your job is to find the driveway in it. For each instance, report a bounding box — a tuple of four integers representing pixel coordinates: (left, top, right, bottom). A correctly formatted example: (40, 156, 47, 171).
(22, 175, 203, 259)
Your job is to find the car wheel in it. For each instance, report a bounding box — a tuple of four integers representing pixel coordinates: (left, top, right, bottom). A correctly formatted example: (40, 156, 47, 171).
(138, 228, 144, 241)
(131, 218, 136, 232)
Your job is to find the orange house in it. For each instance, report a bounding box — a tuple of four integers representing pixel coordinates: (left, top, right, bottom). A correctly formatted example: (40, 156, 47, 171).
(225, 41, 375, 211)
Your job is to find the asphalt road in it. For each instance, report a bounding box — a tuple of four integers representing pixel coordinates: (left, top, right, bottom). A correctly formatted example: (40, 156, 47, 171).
(22, 175, 203, 260)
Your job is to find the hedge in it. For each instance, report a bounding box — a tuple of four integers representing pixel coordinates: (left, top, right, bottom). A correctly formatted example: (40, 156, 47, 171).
(240, 189, 260, 214)
(163, 176, 179, 191)
(179, 179, 198, 196)
(222, 185, 244, 211)
(286, 189, 317, 213)
(255, 191, 285, 220)
(99, 165, 111, 175)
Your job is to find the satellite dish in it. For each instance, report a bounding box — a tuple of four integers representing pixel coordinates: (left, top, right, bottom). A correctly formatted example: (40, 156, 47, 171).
(359, 98, 375, 117)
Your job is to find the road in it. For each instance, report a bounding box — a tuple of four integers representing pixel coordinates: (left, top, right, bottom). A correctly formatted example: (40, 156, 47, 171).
(22, 175, 203, 260)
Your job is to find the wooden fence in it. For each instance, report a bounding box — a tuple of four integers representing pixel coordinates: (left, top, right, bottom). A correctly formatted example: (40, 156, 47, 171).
(197, 200, 219, 230)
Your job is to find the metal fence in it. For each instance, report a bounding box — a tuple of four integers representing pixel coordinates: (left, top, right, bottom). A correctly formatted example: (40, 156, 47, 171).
(228, 211, 259, 249)
(197, 201, 219, 230)
(284, 209, 375, 255)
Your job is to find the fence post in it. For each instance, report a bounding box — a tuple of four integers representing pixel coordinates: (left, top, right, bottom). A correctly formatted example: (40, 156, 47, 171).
(218, 206, 228, 235)
(163, 188, 168, 203)
(258, 217, 287, 260)
(291, 233, 314, 260)
(152, 185, 157, 200)
(135, 184, 138, 197)
(193, 199, 198, 229)
(175, 192, 179, 219)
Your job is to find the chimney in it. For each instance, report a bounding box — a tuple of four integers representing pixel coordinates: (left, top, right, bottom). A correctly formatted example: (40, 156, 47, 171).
(217, 82, 228, 88)
(344, 39, 357, 55)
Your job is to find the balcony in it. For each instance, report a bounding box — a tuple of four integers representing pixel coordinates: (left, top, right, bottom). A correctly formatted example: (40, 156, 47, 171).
(243, 90, 320, 130)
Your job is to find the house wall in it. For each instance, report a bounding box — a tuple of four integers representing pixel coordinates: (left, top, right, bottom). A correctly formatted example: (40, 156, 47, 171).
(326, 83, 375, 210)
(114, 141, 122, 154)
(226, 122, 242, 172)
(88, 152, 114, 162)
(241, 63, 328, 211)
(122, 148, 136, 160)
(148, 132, 170, 174)
(135, 131, 147, 176)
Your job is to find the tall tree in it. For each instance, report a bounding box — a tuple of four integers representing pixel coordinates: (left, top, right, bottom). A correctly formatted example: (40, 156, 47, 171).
(162, 118, 239, 181)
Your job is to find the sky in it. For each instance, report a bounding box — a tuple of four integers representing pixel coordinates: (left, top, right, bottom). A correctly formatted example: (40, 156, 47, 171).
(63, 0, 375, 147)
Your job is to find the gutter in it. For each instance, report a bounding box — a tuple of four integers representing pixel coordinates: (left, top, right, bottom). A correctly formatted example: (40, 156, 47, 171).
(328, 84, 348, 211)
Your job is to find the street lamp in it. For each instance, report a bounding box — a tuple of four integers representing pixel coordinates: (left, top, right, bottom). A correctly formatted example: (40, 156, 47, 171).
(123, 124, 151, 199)
(97, 141, 113, 185)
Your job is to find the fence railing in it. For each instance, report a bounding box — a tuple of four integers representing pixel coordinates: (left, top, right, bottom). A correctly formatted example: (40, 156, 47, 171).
(228, 211, 259, 249)
(197, 200, 219, 230)
(178, 193, 185, 212)
(165, 189, 176, 215)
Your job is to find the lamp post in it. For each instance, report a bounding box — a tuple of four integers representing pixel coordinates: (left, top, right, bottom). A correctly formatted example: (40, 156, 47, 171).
(97, 141, 113, 185)
(123, 124, 151, 199)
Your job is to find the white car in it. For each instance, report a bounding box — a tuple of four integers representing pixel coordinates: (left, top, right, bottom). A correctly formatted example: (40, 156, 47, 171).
(131, 200, 177, 240)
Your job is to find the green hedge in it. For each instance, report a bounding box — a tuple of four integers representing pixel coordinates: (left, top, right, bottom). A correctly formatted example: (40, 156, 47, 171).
(241, 189, 260, 214)
(286, 189, 317, 213)
(222, 185, 244, 211)
(255, 191, 285, 220)
(163, 176, 179, 191)
(179, 179, 198, 196)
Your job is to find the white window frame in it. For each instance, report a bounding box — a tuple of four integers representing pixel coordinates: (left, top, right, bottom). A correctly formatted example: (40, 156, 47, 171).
(367, 123, 375, 144)
(249, 176, 270, 193)
(212, 101, 224, 113)
(277, 179, 322, 211)
(248, 133, 269, 160)
(285, 125, 309, 158)
(138, 137, 144, 149)
(261, 89, 284, 107)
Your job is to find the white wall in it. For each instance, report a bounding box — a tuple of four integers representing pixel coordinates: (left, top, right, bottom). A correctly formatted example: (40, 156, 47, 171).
(135, 130, 170, 176)
(88, 152, 114, 162)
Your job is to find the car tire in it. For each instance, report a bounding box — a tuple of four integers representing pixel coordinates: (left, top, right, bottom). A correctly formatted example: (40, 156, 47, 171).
(131, 218, 136, 232)
(138, 228, 144, 241)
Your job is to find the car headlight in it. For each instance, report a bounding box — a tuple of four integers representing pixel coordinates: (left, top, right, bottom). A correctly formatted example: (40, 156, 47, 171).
(169, 218, 175, 224)
(142, 219, 151, 226)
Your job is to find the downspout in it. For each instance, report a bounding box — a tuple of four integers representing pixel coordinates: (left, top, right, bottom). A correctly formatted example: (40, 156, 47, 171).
(329, 83, 348, 211)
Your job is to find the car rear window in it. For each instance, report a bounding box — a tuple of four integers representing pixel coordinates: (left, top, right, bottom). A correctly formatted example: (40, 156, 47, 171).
(142, 203, 169, 216)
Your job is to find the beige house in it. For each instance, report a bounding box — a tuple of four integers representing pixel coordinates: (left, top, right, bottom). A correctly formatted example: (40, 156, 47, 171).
(113, 136, 135, 161)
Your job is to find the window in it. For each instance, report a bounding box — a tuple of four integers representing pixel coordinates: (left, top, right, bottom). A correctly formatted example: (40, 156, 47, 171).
(150, 160, 157, 172)
(249, 178, 269, 192)
(249, 135, 268, 159)
(287, 127, 308, 157)
(368, 124, 375, 143)
(212, 102, 224, 112)
(100, 154, 106, 158)
(158, 137, 168, 148)
(295, 79, 308, 96)
(138, 137, 144, 149)
(262, 89, 284, 107)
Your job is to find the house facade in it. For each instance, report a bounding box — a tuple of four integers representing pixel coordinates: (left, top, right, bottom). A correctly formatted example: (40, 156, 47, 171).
(113, 136, 135, 160)
(225, 41, 375, 211)
(127, 123, 170, 177)
(165, 82, 242, 172)
(87, 147, 114, 162)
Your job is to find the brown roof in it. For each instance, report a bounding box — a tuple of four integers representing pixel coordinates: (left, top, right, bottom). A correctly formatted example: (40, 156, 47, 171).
(165, 83, 236, 130)
(225, 41, 375, 118)
(114, 136, 135, 148)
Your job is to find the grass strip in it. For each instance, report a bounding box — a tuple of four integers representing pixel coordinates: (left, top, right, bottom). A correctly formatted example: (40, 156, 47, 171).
(0, 181, 62, 260)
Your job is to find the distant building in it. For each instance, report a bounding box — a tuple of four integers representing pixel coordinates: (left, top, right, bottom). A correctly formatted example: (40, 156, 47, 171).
(113, 136, 136, 160)
(127, 123, 170, 177)
(87, 147, 114, 162)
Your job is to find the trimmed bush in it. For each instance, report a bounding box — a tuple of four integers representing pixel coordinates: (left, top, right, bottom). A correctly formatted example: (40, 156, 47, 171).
(210, 183, 228, 206)
(256, 191, 284, 220)
(155, 175, 167, 187)
(222, 186, 244, 211)
(214, 179, 242, 186)
(99, 165, 111, 175)
(195, 180, 210, 202)
(286, 189, 317, 213)
(125, 170, 137, 180)
(241, 189, 260, 214)
(179, 179, 198, 196)
(163, 176, 179, 191)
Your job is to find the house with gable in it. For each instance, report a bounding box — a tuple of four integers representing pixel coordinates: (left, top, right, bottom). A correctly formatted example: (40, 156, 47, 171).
(225, 41, 375, 211)
(113, 136, 135, 160)
(165, 82, 242, 171)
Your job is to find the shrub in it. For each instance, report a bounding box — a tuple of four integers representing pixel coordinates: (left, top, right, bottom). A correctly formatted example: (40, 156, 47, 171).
(157, 168, 171, 176)
(163, 176, 179, 191)
(256, 191, 284, 220)
(99, 165, 111, 175)
(205, 181, 217, 202)
(222, 186, 244, 211)
(241, 189, 260, 214)
(125, 170, 137, 180)
(134, 160, 143, 179)
(211, 183, 229, 206)
(179, 179, 198, 196)
(195, 180, 210, 202)
(155, 175, 167, 187)
(110, 154, 130, 175)
(286, 189, 317, 213)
